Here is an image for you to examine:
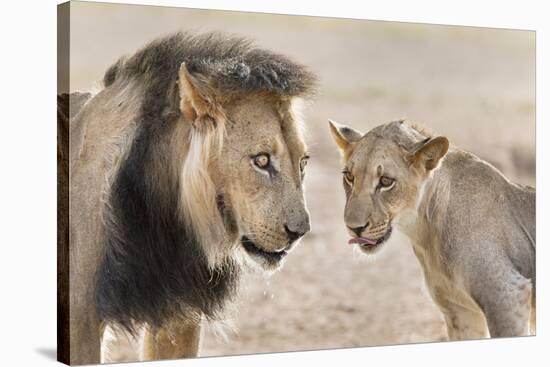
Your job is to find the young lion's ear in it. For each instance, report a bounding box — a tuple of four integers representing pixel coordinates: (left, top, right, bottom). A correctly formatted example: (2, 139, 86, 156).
(178, 62, 217, 129)
(328, 120, 363, 153)
(408, 136, 449, 172)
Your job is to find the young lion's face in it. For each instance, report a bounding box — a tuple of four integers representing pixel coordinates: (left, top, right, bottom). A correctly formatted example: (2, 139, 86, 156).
(329, 120, 448, 255)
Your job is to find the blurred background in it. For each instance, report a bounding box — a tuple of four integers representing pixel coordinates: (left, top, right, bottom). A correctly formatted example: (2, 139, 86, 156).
(69, 0, 535, 358)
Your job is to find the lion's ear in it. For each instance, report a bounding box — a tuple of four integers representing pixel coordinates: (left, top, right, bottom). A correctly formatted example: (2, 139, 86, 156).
(408, 136, 449, 172)
(328, 120, 363, 154)
(178, 63, 217, 128)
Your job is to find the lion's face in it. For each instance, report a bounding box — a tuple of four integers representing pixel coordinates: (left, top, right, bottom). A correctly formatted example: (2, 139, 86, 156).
(213, 97, 311, 271)
(329, 120, 448, 255)
(177, 64, 311, 271)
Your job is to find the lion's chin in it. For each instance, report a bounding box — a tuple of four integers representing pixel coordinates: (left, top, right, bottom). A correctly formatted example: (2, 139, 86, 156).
(240, 236, 288, 272)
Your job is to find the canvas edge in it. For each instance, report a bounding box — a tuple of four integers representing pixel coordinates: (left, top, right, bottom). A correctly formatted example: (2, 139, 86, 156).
(57, 1, 71, 365)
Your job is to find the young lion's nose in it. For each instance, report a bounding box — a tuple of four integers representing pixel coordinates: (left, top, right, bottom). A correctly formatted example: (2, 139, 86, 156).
(348, 222, 369, 237)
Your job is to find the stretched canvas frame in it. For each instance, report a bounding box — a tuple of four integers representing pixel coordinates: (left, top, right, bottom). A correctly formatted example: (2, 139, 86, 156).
(57, 1, 536, 365)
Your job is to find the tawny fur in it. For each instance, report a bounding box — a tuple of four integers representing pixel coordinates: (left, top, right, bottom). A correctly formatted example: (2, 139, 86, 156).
(64, 32, 316, 364)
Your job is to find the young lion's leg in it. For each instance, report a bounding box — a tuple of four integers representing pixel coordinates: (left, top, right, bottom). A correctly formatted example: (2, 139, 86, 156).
(140, 321, 202, 361)
(474, 274, 532, 338)
(438, 303, 488, 340)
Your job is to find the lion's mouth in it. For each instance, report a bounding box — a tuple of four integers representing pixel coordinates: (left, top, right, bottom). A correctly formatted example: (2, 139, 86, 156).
(240, 236, 288, 264)
(348, 227, 393, 248)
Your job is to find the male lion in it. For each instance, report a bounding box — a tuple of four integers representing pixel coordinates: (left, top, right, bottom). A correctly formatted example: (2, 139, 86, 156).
(60, 32, 316, 364)
(329, 119, 535, 340)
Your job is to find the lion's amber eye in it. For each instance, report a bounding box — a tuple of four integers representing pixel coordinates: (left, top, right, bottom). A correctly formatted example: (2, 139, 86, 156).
(379, 176, 395, 188)
(254, 154, 270, 169)
(343, 170, 355, 185)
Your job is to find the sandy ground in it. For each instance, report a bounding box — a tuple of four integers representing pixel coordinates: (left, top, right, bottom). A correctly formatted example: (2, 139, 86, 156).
(68, 2, 535, 359)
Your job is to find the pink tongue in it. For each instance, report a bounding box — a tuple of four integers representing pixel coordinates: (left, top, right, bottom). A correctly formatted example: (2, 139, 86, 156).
(348, 237, 377, 245)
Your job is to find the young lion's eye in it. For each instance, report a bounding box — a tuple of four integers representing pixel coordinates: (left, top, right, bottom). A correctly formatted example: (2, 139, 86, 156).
(343, 170, 355, 185)
(253, 153, 270, 169)
(379, 176, 395, 189)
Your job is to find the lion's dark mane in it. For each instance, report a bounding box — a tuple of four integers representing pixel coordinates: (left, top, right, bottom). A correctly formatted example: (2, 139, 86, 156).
(96, 32, 315, 333)
(96, 118, 240, 333)
(103, 31, 316, 97)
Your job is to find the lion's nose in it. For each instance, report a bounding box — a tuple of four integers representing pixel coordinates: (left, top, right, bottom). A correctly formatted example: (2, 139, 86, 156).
(348, 222, 369, 237)
(284, 222, 310, 244)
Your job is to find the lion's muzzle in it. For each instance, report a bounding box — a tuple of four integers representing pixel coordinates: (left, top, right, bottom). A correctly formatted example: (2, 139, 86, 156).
(284, 221, 310, 245)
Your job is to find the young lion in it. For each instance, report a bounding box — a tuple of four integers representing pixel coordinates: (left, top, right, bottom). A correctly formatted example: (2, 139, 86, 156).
(329, 119, 536, 340)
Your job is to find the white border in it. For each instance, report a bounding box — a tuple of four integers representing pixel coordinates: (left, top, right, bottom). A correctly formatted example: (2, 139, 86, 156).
(0, 0, 546, 366)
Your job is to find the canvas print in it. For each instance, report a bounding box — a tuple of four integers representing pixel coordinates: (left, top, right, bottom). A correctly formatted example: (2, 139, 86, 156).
(57, 1, 536, 365)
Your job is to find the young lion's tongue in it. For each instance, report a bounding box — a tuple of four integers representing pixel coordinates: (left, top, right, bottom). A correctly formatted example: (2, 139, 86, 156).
(348, 237, 377, 245)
